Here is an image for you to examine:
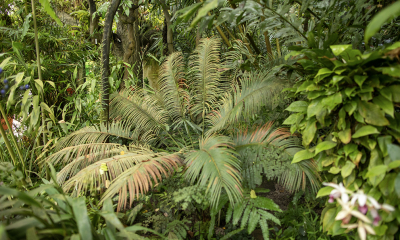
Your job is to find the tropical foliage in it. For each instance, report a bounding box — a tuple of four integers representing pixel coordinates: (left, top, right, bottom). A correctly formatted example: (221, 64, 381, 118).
(0, 0, 399, 239)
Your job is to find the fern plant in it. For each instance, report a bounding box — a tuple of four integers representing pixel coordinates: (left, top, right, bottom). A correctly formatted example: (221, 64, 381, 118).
(42, 38, 319, 216)
(225, 189, 282, 240)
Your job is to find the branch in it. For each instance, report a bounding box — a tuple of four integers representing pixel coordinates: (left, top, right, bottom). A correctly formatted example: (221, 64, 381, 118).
(101, 0, 121, 124)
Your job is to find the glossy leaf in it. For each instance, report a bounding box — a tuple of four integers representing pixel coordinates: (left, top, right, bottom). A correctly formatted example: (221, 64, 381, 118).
(315, 141, 336, 155)
(352, 126, 380, 138)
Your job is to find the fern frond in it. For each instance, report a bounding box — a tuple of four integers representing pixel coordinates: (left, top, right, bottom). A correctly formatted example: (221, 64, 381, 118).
(158, 52, 189, 124)
(110, 90, 169, 142)
(206, 71, 286, 135)
(184, 135, 242, 207)
(100, 152, 182, 211)
(189, 38, 225, 123)
(233, 123, 321, 193)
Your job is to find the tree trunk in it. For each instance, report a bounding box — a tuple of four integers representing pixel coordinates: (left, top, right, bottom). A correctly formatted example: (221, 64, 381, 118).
(101, 0, 121, 124)
(158, 0, 174, 54)
(88, 0, 100, 44)
(117, 2, 140, 89)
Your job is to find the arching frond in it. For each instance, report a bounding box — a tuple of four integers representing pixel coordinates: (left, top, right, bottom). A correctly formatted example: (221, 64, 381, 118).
(100, 152, 182, 211)
(189, 38, 225, 122)
(233, 123, 320, 193)
(158, 52, 189, 124)
(184, 136, 242, 208)
(206, 71, 285, 135)
(54, 122, 135, 151)
(110, 90, 169, 142)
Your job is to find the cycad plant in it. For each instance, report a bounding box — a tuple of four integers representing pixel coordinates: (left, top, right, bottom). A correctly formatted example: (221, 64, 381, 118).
(41, 38, 320, 214)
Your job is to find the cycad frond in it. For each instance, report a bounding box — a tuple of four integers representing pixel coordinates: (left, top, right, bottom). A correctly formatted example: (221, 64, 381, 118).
(189, 38, 225, 122)
(158, 52, 189, 124)
(54, 122, 135, 151)
(233, 123, 320, 193)
(110, 90, 169, 142)
(100, 152, 182, 211)
(206, 71, 285, 135)
(184, 135, 242, 208)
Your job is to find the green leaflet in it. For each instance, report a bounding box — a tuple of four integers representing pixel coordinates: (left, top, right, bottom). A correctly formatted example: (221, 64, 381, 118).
(38, 0, 63, 26)
(364, 1, 400, 42)
(71, 197, 93, 240)
(247, 208, 260, 234)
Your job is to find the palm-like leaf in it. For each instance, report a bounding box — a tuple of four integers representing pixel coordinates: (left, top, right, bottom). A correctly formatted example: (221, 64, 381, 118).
(233, 123, 320, 193)
(110, 90, 169, 143)
(189, 38, 226, 123)
(100, 152, 182, 211)
(184, 135, 242, 207)
(206, 71, 286, 135)
(158, 52, 189, 124)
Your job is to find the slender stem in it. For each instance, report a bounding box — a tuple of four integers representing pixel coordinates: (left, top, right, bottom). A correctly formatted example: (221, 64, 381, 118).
(0, 113, 18, 166)
(31, 0, 47, 147)
(0, 104, 25, 171)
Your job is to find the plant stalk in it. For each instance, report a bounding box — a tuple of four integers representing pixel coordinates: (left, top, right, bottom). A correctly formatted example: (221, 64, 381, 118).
(31, 0, 47, 146)
(0, 104, 24, 170)
(0, 111, 18, 166)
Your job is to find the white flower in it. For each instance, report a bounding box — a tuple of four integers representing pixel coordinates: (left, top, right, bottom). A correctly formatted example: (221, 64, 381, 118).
(323, 182, 350, 203)
(351, 190, 367, 206)
(335, 199, 371, 224)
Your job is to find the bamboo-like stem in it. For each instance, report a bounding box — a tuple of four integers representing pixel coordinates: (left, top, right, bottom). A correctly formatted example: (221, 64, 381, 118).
(0, 111, 18, 166)
(31, 0, 47, 147)
(0, 104, 24, 171)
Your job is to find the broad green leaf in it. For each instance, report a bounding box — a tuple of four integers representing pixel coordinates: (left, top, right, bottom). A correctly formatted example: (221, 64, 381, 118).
(395, 173, 400, 198)
(321, 93, 342, 111)
(390, 85, 400, 102)
(323, 208, 336, 231)
(352, 126, 380, 138)
(329, 167, 341, 174)
(366, 165, 388, 178)
(354, 75, 367, 87)
(315, 68, 333, 82)
(341, 161, 355, 178)
(292, 149, 315, 163)
(338, 129, 351, 144)
(373, 95, 394, 117)
(317, 187, 334, 198)
(177, 2, 203, 22)
(34, 79, 43, 92)
(0, 57, 12, 69)
(286, 101, 308, 113)
(332, 75, 344, 84)
(15, 72, 24, 84)
(358, 101, 386, 127)
(379, 173, 396, 196)
(47, 81, 56, 89)
(387, 144, 400, 161)
(365, 1, 400, 42)
(307, 98, 323, 118)
(315, 141, 337, 155)
(303, 120, 317, 146)
(71, 197, 93, 240)
(30, 96, 40, 128)
(38, 0, 63, 26)
(376, 66, 400, 77)
(330, 45, 352, 56)
(388, 160, 400, 171)
(191, 0, 218, 27)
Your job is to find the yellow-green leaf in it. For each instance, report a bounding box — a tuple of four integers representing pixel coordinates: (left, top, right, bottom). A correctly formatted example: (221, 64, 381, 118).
(352, 126, 380, 138)
(315, 141, 337, 155)
(292, 149, 315, 164)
